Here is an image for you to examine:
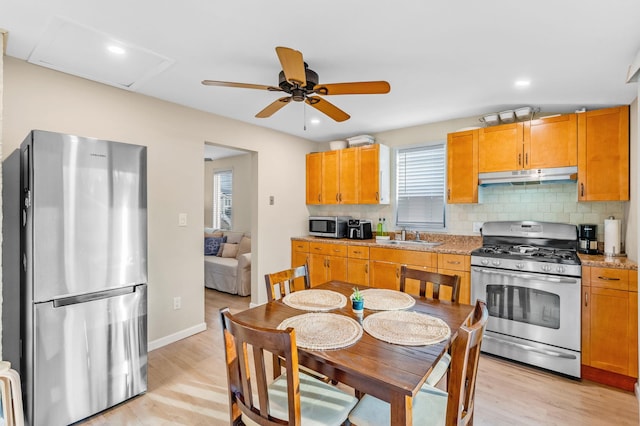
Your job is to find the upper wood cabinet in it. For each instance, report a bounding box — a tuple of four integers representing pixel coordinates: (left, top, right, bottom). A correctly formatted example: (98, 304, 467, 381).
(447, 129, 478, 204)
(478, 114, 577, 173)
(478, 123, 524, 172)
(305, 152, 323, 204)
(577, 105, 630, 201)
(527, 114, 577, 168)
(305, 144, 390, 205)
(359, 144, 390, 204)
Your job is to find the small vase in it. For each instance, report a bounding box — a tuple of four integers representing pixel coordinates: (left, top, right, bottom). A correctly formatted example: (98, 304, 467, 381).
(352, 299, 364, 313)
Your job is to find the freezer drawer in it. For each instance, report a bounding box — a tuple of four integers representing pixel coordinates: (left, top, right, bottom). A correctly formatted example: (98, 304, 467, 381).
(30, 284, 147, 426)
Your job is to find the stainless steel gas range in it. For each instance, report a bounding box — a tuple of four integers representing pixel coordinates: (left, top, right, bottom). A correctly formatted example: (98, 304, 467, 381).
(470, 221, 581, 378)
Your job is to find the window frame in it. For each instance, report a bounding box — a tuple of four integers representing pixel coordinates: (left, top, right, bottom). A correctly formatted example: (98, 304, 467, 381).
(212, 168, 233, 230)
(394, 141, 447, 231)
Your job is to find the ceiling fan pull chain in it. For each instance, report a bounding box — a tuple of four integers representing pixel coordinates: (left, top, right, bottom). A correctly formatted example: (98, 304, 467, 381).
(303, 101, 307, 131)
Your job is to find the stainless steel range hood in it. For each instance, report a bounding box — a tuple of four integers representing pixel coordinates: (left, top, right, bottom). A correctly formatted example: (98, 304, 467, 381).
(478, 166, 578, 186)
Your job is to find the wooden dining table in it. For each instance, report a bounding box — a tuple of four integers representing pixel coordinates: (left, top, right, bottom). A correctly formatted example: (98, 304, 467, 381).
(231, 280, 476, 426)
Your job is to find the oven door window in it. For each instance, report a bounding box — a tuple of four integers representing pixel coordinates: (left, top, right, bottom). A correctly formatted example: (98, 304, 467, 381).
(486, 285, 560, 329)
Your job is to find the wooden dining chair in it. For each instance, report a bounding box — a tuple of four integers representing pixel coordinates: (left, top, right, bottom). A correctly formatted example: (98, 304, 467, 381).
(265, 263, 310, 302)
(399, 266, 461, 388)
(264, 264, 330, 382)
(348, 300, 489, 426)
(220, 307, 358, 426)
(399, 265, 461, 303)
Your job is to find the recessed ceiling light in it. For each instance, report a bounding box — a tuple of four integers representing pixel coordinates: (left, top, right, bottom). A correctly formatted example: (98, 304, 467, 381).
(515, 79, 531, 88)
(310, 118, 321, 125)
(107, 44, 126, 55)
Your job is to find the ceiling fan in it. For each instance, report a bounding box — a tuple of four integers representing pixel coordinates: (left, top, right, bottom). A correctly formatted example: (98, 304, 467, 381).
(201, 46, 390, 122)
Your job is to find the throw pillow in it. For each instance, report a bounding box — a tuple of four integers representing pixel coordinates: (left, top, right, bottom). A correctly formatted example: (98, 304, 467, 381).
(216, 243, 226, 257)
(205, 230, 224, 238)
(225, 231, 244, 244)
(205, 236, 226, 256)
(236, 236, 251, 259)
(221, 243, 239, 258)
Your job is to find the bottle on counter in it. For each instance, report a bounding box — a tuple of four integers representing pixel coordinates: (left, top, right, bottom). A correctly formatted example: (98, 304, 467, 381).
(377, 218, 383, 236)
(382, 218, 387, 235)
(400, 227, 406, 241)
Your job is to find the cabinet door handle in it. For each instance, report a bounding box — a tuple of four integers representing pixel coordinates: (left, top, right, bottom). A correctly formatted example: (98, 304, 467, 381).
(318, 194, 321, 202)
(376, 192, 379, 201)
(314, 247, 321, 251)
(597, 276, 621, 281)
(447, 189, 451, 200)
(353, 250, 361, 254)
(327, 259, 330, 268)
(365, 264, 369, 273)
(336, 193, 339, 202)
(447, 261, 461, 265)
(396, 267, 400, 278)
(584, 292, 588, 307)
(525, 153, 529, 166)
(580, 183, 584, 197)
(518, 153, 522, 166)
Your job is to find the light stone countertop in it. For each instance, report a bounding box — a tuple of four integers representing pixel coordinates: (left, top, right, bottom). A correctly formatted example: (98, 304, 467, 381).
(293, 235, 639, 271)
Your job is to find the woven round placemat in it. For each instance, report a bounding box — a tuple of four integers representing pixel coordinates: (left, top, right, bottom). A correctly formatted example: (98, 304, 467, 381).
(363, 310, 451, 346)
(278, 313, 363, 350)
(282, 289, 347, 311)
(360, 289, 416, 311)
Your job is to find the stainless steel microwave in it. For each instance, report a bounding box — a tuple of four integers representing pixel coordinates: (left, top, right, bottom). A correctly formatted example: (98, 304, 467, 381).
(309, 216, 352, 238)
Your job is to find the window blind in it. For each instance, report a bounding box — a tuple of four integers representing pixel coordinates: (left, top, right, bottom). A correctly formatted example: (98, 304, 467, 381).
(396, 143, 446, 229)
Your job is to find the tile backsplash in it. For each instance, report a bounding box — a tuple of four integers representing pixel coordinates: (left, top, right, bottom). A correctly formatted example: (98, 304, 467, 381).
(308, 183, 627, 245)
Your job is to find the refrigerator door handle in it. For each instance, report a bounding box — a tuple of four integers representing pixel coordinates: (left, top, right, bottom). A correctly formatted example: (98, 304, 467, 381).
(53, 285, 137, 308)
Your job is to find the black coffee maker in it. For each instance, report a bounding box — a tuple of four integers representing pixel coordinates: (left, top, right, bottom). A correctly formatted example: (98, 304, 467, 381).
(578, 224, 598, 254)
(347, 219, 373, 240)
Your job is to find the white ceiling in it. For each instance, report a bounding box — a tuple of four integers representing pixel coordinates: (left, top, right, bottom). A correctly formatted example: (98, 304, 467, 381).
(2, 0, 640, 143)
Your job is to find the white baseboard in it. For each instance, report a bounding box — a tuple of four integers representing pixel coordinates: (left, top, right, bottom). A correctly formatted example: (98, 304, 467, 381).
(148, 322, 207, 352)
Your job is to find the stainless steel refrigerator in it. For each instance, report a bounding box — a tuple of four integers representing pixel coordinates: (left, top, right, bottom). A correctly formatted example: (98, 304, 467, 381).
(18, 130, 148, 426)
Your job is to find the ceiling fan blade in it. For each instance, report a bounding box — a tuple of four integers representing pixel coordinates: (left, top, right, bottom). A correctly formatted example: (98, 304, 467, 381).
(314, 81, 391, 96)
(255, 96, 292, 118)
(305, 96, 350, 122)
(275, 46, 306, 86)
(201, 80, 282, 91)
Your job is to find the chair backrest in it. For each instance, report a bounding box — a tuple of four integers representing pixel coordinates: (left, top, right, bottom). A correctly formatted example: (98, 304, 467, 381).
(399, 266, 461, 302)
(265, 263, 310, 302)
(220, 307, 302, 426)
(445, 300, 489, 426)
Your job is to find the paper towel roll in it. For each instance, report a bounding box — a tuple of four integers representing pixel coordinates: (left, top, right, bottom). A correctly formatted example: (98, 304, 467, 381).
(604, 218, 621, 256)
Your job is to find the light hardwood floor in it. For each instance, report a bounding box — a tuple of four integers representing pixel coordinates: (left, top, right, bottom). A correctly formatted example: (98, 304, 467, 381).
(82, 289, 639, 425)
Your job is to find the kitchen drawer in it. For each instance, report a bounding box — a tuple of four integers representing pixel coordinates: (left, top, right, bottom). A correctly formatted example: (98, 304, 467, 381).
(590, 267, 629, 291)
(438, 253, 469, 272)
(348, 246, 369, 259)
(309, 242, 348, 257)
(292, 241, 309, 253)
(370, 247, 436, 268)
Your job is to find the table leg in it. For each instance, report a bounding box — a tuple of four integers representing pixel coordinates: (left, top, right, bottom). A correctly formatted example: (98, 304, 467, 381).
(390, 393, 412, 426)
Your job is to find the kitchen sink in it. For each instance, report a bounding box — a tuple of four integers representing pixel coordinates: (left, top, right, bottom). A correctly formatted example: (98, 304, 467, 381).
(379, 240, 443, 247)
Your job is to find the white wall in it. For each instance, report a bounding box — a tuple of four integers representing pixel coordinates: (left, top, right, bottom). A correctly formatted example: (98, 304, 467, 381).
(1, 57, 315, 350)
(204, 153, 253, 232)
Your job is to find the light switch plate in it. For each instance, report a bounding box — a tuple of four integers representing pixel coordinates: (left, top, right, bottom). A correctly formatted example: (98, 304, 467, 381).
(178, 213, 187, 227)
(473, 222, 483, 233)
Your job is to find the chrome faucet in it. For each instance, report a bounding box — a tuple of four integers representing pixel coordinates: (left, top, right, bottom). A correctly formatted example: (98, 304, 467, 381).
(414, 230, 421, 241)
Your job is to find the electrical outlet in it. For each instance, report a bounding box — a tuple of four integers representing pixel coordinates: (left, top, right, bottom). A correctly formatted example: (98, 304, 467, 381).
(473, 222, 483, 233)
(173, 296, 181, 310)
(269, 195, 275, 205)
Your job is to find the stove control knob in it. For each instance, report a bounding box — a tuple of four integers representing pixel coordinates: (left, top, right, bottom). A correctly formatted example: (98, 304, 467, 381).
(541, 265, 552, 272)
(481, 259, 489, 266)
(492, 260, 501, 266)
(557, 265, 565, 273)
(516, 263, 525, 269)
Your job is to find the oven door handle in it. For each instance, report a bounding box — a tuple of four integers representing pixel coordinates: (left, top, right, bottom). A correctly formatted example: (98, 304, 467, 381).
(473, 268, 579, 284)
(483, 335, 577, 359)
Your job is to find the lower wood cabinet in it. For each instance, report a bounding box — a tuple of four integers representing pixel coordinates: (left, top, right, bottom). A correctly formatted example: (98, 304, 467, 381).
(438, 253, 471, 304)
(369, 247, 437, 292)
(581, 266, 638, 390)
(308, 242, 348, 286)
(347, 246, 370, 287)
